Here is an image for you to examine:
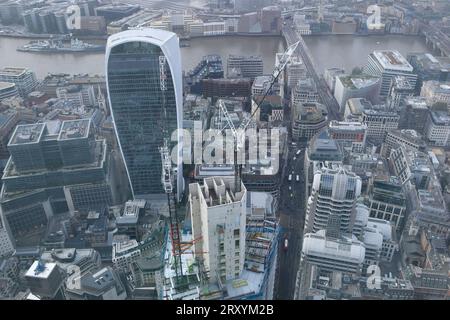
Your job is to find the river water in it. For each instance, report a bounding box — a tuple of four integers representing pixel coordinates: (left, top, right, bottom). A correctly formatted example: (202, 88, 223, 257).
(303, 34, 430, 74)
(0, 34, 430, 79)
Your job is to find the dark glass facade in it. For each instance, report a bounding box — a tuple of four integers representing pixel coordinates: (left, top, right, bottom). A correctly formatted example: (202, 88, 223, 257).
(107, 41, 178, 197)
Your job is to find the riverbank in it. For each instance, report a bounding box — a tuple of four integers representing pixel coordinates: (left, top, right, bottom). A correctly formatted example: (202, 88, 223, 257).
(0, 28, 108, 41)
(0, 33, 429, 79)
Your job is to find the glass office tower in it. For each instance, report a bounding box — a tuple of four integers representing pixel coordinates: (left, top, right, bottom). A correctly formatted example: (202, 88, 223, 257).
(105, 29, 183, 199)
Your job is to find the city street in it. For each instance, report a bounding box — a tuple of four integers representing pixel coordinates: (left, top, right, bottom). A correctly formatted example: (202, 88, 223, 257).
(275, 141, 307, 299)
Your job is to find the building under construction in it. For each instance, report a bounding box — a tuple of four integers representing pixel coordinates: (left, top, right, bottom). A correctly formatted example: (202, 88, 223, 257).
(162, 181, 280, 300)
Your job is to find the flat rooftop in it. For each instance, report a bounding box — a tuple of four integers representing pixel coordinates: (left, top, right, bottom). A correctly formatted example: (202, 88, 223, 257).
(25, 261, 57, 279)
(189, 177, 245, 208)
(8, 123, 45, 146)
(113, 240, 139, 255)
(405, 97, 429, 110)
(0, 67, 29, 77)
(329, 121, 367, 131)
(339, 75, 379, 89)
(393, 76, 415, 89)
(388, 129, 425, 146)
(372, 50, 413, 72)
(0, 81, 16, 91)
(430, 111, 450, 126)
(58, 119, 91, 140)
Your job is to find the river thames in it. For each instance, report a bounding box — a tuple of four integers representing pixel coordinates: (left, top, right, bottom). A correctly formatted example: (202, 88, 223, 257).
(0, 34, 430, 79)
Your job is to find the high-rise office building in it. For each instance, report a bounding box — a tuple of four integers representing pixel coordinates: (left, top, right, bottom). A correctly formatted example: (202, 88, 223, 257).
(328, 121, 367, 154)
(305, 167, 362, 235)
(421, 80, 450, 108)
(361, 104, 400, 145)
(424, 110, 450, 147)
(381, 129, 427, 159)
(399, 97, 430, 134)
(106, 28, 183, 200)
(387, 76, 415, 110)
(0, 1, 23, 25)
(334, 74, 381, 113)
(0, 82, 19, 100)
(1, 119, 116, 245)
(364, 50, 417, 100)
(0, 214, 14, 257)
(189, 177, 247, 283)
(25, 260, 66, 299)
(0, 67, 38, 98)
(292, 78, 319, 107)
(292, 103, 328, 141)
(227, 55, 264, 80)
(304, 131, 344, 201)
(56, 85, 96, 108)
(407, 52, 450, 92)
(367, 175, 407, 231)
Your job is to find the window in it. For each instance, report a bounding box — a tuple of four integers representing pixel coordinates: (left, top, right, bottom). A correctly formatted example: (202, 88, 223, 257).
(233, 229, 240, 237)
(235, 239, 240, 248)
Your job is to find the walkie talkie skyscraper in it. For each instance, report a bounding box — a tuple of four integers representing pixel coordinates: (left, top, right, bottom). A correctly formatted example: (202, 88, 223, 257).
(105, 28, 183, 200)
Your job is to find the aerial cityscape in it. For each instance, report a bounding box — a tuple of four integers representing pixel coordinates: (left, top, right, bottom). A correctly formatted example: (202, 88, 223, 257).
(0, 0, 449, 302)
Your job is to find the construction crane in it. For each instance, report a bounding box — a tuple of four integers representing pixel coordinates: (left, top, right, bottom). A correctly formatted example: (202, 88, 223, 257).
(158, 54, 184, 282)
(218, 41, 300, 193)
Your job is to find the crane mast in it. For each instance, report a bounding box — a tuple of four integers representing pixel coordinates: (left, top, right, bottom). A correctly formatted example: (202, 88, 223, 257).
(158, 54, 183, 281)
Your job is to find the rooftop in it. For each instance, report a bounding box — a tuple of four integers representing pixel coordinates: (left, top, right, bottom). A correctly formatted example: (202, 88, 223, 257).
(387, 129, 426, 147)
(409, 52, 450, 72)
(116, 199, 146, 225)
(372, 50, 413, 72)
(58, 119, 91, 140)
(0, 81, 16, 91)
(107, 28, 176, 50)
(363, 104, 400, 117)
(190, 177, 246, 208)
(302, 230, 366, 264)
(405, 97, 429, 110)
(430, 111, 450, 126)
(8, 123, 45, 146)
(25, 261, 57, 279)
(393, 76, 415, 90)
(0, 67, 29, 77)
(338, 75, 379, 90)
(308, 130, 343, 161)
(252, 75, 272, 89)
(113, 240, 140, 255)
(328, 121, 367, 132)
(346, 98, 372, 115)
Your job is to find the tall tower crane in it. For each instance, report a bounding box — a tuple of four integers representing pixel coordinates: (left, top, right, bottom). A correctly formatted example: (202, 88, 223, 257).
(218, 41, 300, 192)
(158, 54, 184, 281)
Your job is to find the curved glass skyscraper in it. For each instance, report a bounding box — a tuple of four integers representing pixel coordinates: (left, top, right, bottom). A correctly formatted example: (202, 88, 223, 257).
(105, 29, 183, 200)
